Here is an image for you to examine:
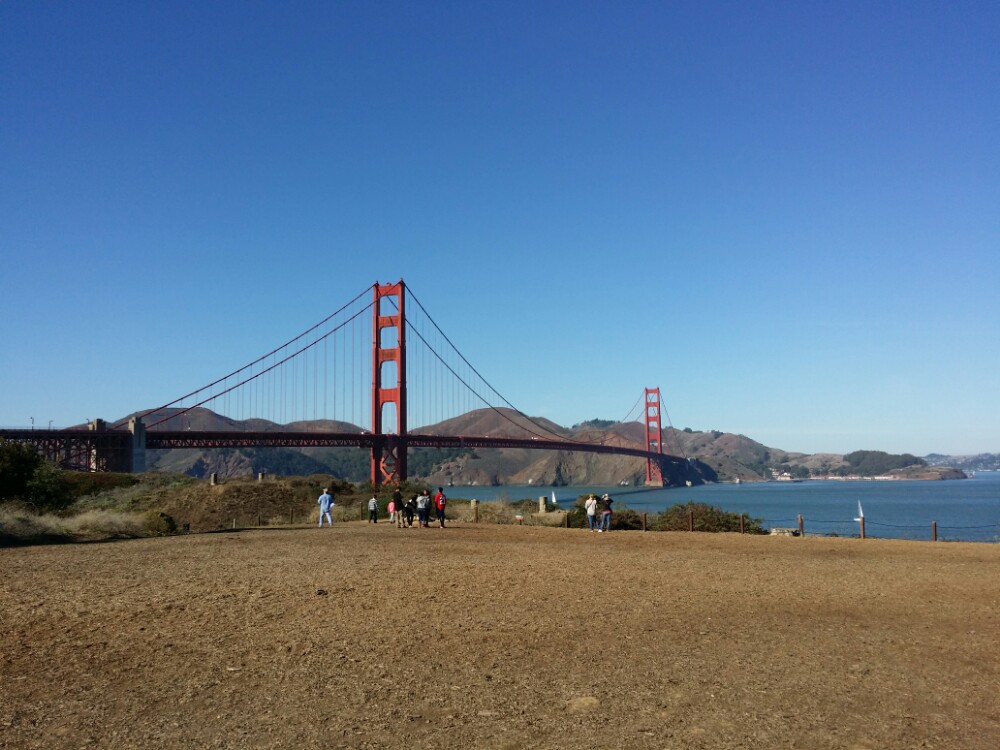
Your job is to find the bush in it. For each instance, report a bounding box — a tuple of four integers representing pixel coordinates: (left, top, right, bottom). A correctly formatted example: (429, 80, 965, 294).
(0, 439, 43, 502)
(651, 501, 766, 533)
(609, 508, 645, 531)
(143, 511, 178, 536)
(25, 461, 72, 513)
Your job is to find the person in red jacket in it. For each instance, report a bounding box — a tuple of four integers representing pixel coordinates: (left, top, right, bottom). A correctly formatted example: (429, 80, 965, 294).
(433, 487, 447, 528)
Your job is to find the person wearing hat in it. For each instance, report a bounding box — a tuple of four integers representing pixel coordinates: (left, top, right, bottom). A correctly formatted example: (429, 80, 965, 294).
(599, 493, 614, 532)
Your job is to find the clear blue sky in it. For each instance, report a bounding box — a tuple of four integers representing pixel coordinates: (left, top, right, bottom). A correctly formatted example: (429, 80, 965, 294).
(2, 1, 997, 456)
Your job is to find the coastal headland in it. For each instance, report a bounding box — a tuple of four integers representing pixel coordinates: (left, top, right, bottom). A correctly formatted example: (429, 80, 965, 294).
(2, 524, 997, 749)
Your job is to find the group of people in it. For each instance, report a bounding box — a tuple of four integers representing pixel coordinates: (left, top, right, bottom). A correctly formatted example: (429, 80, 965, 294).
(318, 486, 448, 528)
(387, 487, 447, 528)
(322, 486, 615, 532)
(584, 493, 614, 532)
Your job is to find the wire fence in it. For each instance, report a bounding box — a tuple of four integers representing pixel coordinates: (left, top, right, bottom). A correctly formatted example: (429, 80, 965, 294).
(752, 515, 999, 543)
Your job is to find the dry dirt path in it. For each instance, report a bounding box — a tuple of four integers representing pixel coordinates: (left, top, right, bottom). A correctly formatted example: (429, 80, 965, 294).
(2, 523, 999, 749)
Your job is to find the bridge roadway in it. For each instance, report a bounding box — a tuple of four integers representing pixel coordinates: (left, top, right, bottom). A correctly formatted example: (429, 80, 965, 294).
(145, 430, 683, 463)
(2, 428, 684, 477)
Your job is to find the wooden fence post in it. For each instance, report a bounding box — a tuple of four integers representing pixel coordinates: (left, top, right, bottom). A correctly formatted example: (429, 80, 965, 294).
(797, 514, 804, 537)
(688, 509, 694, 532)
(859, 516, 866, 539)
(739, 514, 745, 534)
(932, 521, 937, 542)
(642, 512, 647, 532)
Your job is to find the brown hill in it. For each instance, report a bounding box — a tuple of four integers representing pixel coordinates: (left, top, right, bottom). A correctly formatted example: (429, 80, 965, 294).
(115, 406, 934, 486)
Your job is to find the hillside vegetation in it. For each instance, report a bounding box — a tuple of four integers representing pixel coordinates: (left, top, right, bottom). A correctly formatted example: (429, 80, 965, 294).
(61, 407, 959, 486)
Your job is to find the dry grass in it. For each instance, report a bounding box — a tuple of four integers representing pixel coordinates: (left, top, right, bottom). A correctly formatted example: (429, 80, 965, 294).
(0, 507, 160, 544)
(2, 524, 998, 749)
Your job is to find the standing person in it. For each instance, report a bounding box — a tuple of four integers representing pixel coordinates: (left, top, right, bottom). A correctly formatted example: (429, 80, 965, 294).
(317, 488, 335, 528)
(404, 496, 416, 528)
(433, 486, 447, 528)
(391, 486, 403, 526)
(368, 496, 379, 524)
(415, 489, 431, 528)
(599, 493, 614, 532)
(585, 494, 598, 532)
(387, 497, 397, 526)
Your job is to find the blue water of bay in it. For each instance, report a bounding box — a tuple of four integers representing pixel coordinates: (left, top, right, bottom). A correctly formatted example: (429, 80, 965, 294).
(444, 471, 1000, 543)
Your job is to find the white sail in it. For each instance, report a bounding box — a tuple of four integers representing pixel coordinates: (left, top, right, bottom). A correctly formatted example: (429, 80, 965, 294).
(551, 490, 558, 505)
(853, 500, 864, 521)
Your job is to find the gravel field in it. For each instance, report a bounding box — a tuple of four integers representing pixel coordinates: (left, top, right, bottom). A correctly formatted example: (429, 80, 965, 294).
(2, 522, 998, 749)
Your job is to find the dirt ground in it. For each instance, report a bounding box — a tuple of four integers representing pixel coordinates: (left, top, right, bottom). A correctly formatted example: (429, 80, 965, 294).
(1, 522, 998, 749)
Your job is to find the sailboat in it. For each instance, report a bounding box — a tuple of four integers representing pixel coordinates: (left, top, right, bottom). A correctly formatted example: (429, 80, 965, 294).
(853, 500, 864, 522)
(551, 490, 558, 506)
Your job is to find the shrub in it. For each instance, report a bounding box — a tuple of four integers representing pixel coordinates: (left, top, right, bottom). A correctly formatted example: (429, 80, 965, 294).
(609, 508, 645, 531)
(0, 439, 40, 501)
(142, 511, 178, 536)
(651, 501, 766, 533)
(25, 460, 73, 513)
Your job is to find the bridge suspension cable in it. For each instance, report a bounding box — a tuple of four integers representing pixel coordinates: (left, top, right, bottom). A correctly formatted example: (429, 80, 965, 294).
(401, 282, 619, 445)
(115, 279, 660, 454)
(118, 284, 375, 431)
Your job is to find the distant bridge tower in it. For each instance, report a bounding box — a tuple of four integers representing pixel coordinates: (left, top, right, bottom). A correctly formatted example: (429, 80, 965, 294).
(371, 281, 408, 486)
(644, 387, 664, 486)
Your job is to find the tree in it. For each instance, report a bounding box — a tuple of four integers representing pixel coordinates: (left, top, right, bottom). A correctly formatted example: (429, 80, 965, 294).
(0, 439, 72, 512)
(0, 439, 41, 502)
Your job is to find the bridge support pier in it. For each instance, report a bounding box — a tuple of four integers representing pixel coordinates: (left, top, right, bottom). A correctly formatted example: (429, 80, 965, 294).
(129, 417, 146, 473)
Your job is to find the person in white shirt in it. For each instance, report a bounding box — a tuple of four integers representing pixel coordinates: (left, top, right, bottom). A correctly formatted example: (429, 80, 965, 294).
(584, 494, 598, 532)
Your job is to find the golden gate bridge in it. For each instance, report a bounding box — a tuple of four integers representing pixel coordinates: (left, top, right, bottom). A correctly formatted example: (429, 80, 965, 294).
(1, 280, 688, 486)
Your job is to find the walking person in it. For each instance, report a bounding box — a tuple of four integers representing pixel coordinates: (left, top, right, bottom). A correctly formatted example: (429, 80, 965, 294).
(404, 496, 416, 527)
(599, 493, 614, 532)
(585, 494, 598, 532)
(317, 488, 335, 527)
(415, 489, 431, 528)
(433, 486, 447, 528)
(368, 496, 379, 523)
(387, 497, 397, 526)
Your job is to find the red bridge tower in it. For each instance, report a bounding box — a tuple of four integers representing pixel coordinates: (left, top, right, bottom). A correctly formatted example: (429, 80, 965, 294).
(644, 387, 664, 486)
(371, 281, 407, 486)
